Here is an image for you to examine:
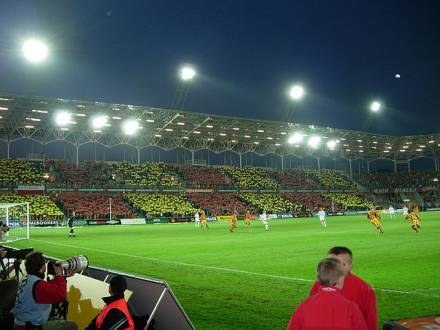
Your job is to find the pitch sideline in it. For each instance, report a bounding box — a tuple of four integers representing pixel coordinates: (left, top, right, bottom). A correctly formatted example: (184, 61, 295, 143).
(31, 239, 440, 299)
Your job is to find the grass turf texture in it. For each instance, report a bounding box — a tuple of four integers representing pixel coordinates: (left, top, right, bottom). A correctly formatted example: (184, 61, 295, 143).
(7, 212, 440, 329)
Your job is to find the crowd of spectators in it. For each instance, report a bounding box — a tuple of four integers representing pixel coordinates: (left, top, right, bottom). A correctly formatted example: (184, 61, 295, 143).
(323, 193, 373, 210)
(284, 192, 336, 213)
(239, 193, 301, 214)
(113, 162, 181, 188)
(53, 192, 134, 219)
(0, 193, 63, 219)
(0, 160, 43, 186)
(126, 193, 200, 216)
(45, 160, 113, 187)
(222, 167, 278, 189)
(311, 169, 356, 189)
(271, 169, 321, 189)
(174, 166, 231, 188)
(186, 192, 256, 215)
(358, 171, 440, 190)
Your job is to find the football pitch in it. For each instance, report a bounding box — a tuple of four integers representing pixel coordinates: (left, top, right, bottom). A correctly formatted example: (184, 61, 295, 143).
(8, 212, 440, 329)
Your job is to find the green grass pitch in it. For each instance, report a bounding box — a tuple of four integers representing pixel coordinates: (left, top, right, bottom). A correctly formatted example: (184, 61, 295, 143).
(8, 212, 440, 329)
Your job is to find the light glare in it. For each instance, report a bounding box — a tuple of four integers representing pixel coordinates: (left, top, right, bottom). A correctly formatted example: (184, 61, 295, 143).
(180, 66, 196, 81)
(288, 84, 305, 101)
(308, 136, 321, 148)
(22, 39, 48, 63)
(288, 132, 304, 144)
(54, 111, 71, 126)
(122, 119, 140, 135)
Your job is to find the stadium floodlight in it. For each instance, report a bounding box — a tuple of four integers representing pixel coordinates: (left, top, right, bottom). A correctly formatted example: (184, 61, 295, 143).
(180, 66, 196, 81)
(54, 111, 72, 126)
(288, 132, 304, 144)
(288, 84, 305, 101)
(308, 136, 321, 148)
(327, 140, 337, 150)
(22, 39, 48, 63)
(90, 115, 108, 129)
(370, 101, 382, 112)
(122, 119, 140, 135)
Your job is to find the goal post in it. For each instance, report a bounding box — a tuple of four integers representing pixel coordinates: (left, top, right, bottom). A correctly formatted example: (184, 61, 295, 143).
(0, 202, 30, 242)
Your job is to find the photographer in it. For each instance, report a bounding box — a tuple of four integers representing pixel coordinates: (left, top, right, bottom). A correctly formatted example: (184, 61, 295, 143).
(0, 248, 19, 329)
(0, 223, 9, 241)
(11, 251, 77, 330)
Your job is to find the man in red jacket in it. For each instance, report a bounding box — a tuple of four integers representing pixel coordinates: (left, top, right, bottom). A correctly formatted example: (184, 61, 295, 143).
(309, 246, 378, 330)
(287, 258, 367, 330)
(86, 275, 134, 330)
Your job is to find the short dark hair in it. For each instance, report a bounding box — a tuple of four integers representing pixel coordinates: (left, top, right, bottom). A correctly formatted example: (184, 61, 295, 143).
(328, 246, 352, 259)
(110, 275, 127, 294)
(317, 258, 344, 286)
(25, 251, 46, 275)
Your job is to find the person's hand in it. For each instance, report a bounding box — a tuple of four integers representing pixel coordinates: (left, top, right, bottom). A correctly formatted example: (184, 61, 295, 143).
(53, 263, 64, 276)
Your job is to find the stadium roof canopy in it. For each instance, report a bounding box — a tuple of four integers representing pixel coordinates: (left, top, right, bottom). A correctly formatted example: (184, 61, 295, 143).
(0, 94, 439, 162)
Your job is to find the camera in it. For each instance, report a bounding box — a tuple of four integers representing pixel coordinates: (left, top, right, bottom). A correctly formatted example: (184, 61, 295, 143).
(47, 255, 89, 275)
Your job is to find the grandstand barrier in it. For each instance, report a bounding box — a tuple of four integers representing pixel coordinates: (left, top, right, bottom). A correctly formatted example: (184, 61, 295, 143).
(146, 217, 170, 224)
(170, 216, 192, 223)
(120, 218, 146, 225)
(30, 220, 60, 227)
(86, 219, 121, 225)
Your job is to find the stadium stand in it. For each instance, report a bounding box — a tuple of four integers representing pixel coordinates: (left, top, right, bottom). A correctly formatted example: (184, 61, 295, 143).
(311, 169, 356, 189)
(0, 159, 44, 186)
(173, 165, 231, 188)
(239, 193, 301, 213)
(126, 193, 200, 216)
(0, 193, 63, 219)
(222, 167, 278, 189)
(323, 192, 373, 210)
(271, 169, 321, 189)
(284, 192, 336, 212)
(46, 160, 113, 186)
(359, 171, 440, 190)
(53, 192, 134, 219)
(186, 192, 256, 215)
(113, 162, 181, 188)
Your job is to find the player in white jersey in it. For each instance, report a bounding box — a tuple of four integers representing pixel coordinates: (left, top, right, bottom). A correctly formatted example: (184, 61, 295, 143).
(402, 205, 408, 217)
(194, 212, 200, 228)
(260, 211, 269, 231)
(317, 207, 327, 228)
(388, 205, 395, 218)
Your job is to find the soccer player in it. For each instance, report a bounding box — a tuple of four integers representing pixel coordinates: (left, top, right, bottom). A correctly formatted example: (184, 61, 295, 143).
(200, 211, 209, 229)
(309, 246, 377, 330)
(367, 207, 384, 234)
(405, 204, 421, 233)
(317, 208, 326, 228)
(194, 212, 200, 228)
(260, 211, 269, 231)
(68, 217, 75, 238)
(288, 258, 367, 330)
(244, 210, 251, 228)
(402, 205, 409, 217)
(388, 205, 395, 218)
(230, 212, 237, 232)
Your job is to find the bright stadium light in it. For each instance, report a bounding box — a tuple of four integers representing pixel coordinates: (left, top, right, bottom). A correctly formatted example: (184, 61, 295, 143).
(327, 140, 337, 150)
(288, 84, 305, 101)
(308, 136, 321, 148)
(180, 66, 196, 81)
(91, 115, 108, 129)
(288, 132, 304, 144)
(122, 119, 140, 135)
(370, 100, 382, 112)
(54, 111, 72, 126)
(22, 39, 48, 63)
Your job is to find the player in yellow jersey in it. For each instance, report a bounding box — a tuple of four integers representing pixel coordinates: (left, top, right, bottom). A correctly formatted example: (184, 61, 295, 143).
(367, 207, 384, 234)
(200, 211, 209, 229)
(244, 210, 251, 228)
(230, 212, 238, 232)
(405, 204, 421, 233)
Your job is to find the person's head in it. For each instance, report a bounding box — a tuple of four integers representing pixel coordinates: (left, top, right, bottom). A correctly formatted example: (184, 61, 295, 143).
(411, 204, 419, 212)
(109, 275, 127, 296)
(327, 246, 353, 275)
(25, 251, 46, 275)
(316, 258, 344, 289)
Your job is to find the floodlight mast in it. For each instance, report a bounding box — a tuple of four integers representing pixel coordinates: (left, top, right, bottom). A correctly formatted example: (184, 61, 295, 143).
(22, 39, 49, 63)
(172, 65, 197, 109)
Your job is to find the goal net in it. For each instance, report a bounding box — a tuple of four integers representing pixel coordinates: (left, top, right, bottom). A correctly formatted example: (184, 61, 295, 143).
(0, 202, 30, 242)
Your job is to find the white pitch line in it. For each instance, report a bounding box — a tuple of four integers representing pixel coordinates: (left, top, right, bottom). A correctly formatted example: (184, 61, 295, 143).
(30, 239, 440, 299)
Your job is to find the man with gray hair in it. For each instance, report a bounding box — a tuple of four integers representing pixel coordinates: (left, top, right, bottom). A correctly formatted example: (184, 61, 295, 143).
(287, 258, 367, 330)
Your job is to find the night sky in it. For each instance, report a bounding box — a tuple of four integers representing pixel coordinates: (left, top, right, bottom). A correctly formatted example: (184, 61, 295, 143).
(1, 0, 439, 136)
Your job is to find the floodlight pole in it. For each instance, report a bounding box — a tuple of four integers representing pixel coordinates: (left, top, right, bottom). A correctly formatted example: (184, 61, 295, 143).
(109, 198, 112, 221)
(348, 159, 353, 178)
(280, 155, 284, 170)
(239, 153, 242, 169)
